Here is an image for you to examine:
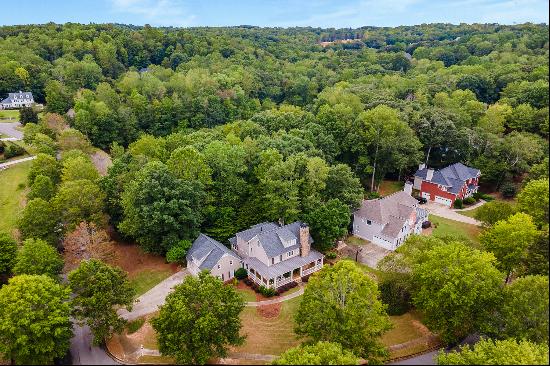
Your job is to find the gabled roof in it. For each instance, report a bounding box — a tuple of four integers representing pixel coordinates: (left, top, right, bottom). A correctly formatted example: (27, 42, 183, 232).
(232, 221, 313, 258)
(414, 162, 480, 194)
(187, 234, 240, 271)
(1, 91, 34, 104)
(355, 191, 418, 239)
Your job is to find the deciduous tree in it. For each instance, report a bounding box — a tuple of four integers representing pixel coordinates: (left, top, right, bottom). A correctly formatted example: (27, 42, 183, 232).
(273, 341, 359, 365)
(152, 272, 245, 364)
(295, 260, 391, 363)
(0, 274, 72, 365)
(69, 259, 135, 345)
(13, 238, 63, 278)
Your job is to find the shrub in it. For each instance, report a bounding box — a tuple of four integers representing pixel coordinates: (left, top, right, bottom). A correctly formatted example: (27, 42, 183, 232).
(126, 318, 145, 334)
(463, 197, 476, 205)
(3, 144, 25, 159)
(454, 198, 463, 209)
(0, 141, 4, 154)
(259, 285, 277, 297)
(379, 275, 412, 315)
(302, 274, 312, 282)
(325, 252, 337, 260)
(165, 240, 191, 263)
(366, 191, 381, 200)
(473, 192, 483, 200)
(235, 267, 247, 280)
(243, 278, 252, 286)
(500, 182, 517, 198)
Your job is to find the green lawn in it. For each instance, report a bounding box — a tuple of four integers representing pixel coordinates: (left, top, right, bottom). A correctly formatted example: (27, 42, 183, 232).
(379, 180, 404, 197)
(236, 295, 302, 355)
(236, 286, 258, 302)
(129, 269, 174, 297)
(0, 160, 31, 235)
(0, 110, 19, 121)
(430, 215, 481, 245)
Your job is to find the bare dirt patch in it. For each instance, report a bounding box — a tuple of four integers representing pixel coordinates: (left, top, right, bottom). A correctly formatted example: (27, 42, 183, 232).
(107, 241, 178, 278)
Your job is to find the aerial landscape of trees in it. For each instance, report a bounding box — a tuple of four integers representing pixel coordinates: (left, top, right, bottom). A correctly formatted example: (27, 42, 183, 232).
(0, 21, 548, 365)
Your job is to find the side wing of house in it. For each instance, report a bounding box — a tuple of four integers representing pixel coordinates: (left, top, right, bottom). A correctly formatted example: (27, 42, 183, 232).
(208, 253, 242, 282)
(353, 212, 385, 242)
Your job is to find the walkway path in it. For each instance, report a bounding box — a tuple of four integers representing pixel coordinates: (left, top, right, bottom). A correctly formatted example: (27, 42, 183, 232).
(424, 202, 481, 226)
(454, 199, 486, 212)
(245, 285, 305, 307)
(118, 270, 189, 321)
(0, 122, 23, 139)
(0, 155, 36, 169)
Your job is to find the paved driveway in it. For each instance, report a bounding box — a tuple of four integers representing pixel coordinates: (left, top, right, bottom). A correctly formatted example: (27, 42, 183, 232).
(424, 202, 481, 226)
(0, 122, 23, 139)
(340, 240, 391, 268)
(71, 324, 119, 365)
(118, 270, 189, 321)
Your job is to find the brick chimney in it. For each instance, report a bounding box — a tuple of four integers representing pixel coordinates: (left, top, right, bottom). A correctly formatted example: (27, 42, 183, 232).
(299, 224, 310, 257)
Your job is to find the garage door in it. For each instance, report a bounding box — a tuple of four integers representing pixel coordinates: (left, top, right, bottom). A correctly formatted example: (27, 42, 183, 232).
(434, 196, 452, 207)
(421, 192, 431, 200)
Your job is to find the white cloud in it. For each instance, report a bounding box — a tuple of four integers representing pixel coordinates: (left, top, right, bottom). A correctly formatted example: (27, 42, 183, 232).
(110, 0, 196, 26)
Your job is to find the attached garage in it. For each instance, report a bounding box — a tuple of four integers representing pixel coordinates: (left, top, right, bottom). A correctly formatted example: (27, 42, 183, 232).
(434, 195, 453, 207)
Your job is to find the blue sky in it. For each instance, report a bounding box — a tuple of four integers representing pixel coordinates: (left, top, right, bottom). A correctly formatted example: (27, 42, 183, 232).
(1, 0, 548, 28)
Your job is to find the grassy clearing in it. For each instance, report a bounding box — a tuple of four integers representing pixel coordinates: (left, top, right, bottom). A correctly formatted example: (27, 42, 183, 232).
(0, 160, 31, 235)
(0, 110, 19, 121)
(126, 318, 145, 334)
(382, 311, 427, 346)
(345, 235, 370, 246)
(129, 269, 173, 297)
(430, 215, 481, 245)
(234, 296, 302, 355)
(379, 180, 404, 197)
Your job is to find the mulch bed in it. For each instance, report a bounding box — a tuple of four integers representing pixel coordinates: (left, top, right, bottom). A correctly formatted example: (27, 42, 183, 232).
(256, 303, 282, 318)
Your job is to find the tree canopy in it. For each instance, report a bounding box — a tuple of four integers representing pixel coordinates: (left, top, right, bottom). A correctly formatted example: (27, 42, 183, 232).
(152, 271, 245, 364)
(295, 260, 391, 363)
(273, 341, 359, 365)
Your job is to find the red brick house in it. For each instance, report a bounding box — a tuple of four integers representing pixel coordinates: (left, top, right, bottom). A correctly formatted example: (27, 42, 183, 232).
(413, 162, 480, 207)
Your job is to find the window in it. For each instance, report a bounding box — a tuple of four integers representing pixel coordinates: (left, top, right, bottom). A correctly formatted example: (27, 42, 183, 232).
(271, 258, 274, 264)
(288, 251, 293, 257)
(366, 220, 372, 225)
(279, 255, 282, 261)
(217, 264, 221, 269)
(229, 260, 233, 265)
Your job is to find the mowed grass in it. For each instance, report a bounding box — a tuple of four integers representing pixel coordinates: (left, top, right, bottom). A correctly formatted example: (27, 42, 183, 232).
(234, 296, 302, 355)
(382, 311, 427, 346)
(129, 269, 174, 297)
(379, 180, 404, 197)
(0, 160, 31, 235)
(430, 215, 481, 245)
(0, 109, 19, 121)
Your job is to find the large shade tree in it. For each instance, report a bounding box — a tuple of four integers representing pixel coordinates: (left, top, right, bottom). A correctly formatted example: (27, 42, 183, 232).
(295, 260, 392, 363)
(0, 274, 72, 364)
(152, 272, 245, 364)
(69, 259, 135, 345)
(411, 242, 503, 344)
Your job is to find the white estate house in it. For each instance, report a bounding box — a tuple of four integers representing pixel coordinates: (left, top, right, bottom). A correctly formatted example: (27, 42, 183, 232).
(353, 190, 428, 251)
(187, 221, 324, 288)
(0, 91, 34, 109)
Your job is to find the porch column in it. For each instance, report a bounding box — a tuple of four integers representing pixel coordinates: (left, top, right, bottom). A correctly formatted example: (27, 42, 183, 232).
(299, 266, 303, 276)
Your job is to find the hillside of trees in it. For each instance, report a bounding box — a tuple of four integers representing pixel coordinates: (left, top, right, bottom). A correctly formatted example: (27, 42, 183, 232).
(2, 22, 548, 251)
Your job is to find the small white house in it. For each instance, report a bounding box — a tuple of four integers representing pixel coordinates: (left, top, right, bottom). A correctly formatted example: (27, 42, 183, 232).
(353, 191, 428, 251)
(0, 91, 34, 109)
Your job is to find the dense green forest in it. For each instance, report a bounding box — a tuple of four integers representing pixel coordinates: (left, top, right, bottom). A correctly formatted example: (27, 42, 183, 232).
(3, 22, 548, 253)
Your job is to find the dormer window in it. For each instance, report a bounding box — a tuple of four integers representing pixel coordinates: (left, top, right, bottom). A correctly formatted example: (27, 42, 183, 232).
(367, 220, 372, 225)
(272, 258, 274, 264)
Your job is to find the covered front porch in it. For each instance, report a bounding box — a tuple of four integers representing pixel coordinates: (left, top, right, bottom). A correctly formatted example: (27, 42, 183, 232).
(242, 251, 324, 289)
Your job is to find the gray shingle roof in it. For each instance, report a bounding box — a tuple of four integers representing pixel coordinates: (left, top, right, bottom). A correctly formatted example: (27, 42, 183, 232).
(1, 91, 34, 104)
(355, 191, 418, 240)
(187, 234, 240, 270)
(234, 221, 313, 258)
(414, 163, 480, 194)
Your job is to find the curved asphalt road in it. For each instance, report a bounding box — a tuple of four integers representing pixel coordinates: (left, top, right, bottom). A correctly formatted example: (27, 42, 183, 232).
(71, 324, 120, 365)
(389, 350, 438, 365)
(0, 122, 23, 139)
